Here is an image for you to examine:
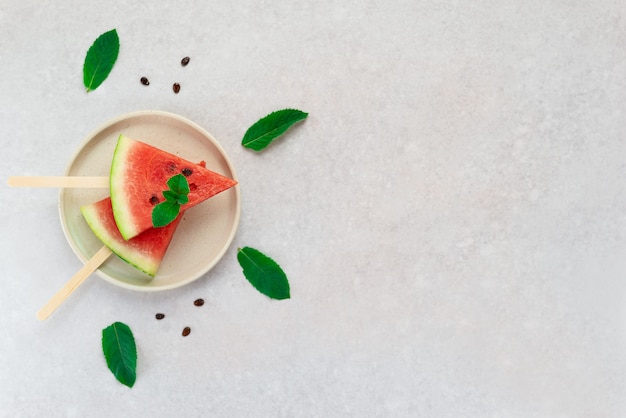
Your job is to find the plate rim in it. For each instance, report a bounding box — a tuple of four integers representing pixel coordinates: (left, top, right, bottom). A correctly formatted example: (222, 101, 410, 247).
(57, 110, 241, 292)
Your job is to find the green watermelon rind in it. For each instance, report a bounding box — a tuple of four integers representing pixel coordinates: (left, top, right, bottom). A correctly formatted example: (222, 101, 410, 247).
(110, 134, 138, 241)
(81, 203, 159, 277)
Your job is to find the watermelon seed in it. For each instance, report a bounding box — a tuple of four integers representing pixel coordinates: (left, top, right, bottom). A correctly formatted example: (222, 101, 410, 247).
(173, 83, 181, 94)
(193, 298, 204, 306)
(167, 162, 176, 172)
(155, 313, 165, 320)
(181, 56, 190, 66)
(149, 195, 159, 205)
(140, 77, 150, 85)
(182, 327, 191, 337)
(182, 167, 193, 177)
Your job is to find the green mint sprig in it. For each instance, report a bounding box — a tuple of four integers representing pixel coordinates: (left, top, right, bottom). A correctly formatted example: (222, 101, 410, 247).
(83, 29, 119, 92)
(152, 174, 190, 227)
(241, 108, 308, 151)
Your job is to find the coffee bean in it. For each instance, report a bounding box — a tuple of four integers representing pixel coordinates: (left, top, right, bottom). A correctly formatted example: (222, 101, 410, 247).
(194, 298, 204, 306)
(140, 77, 150, 86)
(181, 56, 190, 66)
(155, 313, 165, 320)
(173, 83, 180, 93)
(182, 326, 191, 337)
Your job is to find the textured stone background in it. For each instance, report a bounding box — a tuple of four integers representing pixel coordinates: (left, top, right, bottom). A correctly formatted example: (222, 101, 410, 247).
(1, 1, 625, 416)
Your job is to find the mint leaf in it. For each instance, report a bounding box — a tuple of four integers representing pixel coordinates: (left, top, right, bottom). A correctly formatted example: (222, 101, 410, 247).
(83, 29, 120, 92)
(177, 194, 189, 205)
(102, 322, 137, 388)
(152, 200, 180, 227)
(242, 109, 308, 151)
(162, 190, 178, 202)
(167, 173, 190, 196)
(237, 247, 290, 300)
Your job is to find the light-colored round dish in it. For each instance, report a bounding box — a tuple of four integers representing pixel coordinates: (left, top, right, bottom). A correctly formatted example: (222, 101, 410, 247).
(58, 110, 241, 291)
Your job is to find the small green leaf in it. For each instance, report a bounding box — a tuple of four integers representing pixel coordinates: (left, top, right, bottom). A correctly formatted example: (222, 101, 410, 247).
(237, 247, 290, 300)
(167, 174, 190, 196)
(177, 194, 189, 205)
(242, 109, 308, 151)
(83, 29, 120, 92)
(162, 190, 178, 202)
(102, 322, 137, 388)
(152, 200, 180, 227)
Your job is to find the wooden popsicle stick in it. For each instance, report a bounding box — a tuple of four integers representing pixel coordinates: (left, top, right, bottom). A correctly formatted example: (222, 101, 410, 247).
(37, 246, 113, 320)
(7, 176, 109, 188)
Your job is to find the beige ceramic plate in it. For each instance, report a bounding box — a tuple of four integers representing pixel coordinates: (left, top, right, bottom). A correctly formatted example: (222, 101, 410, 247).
(58, 110, 240, 291)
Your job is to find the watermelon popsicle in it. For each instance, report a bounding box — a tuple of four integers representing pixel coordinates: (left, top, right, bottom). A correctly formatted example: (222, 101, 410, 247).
(81, 197, 182, 277)
(110, 134, 238, 240)
(38, 196, 183, 319)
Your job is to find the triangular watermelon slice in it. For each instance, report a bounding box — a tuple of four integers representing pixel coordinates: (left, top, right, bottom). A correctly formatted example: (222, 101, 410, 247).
(81, 197, 182, 277)
(110, 134, 237, 240)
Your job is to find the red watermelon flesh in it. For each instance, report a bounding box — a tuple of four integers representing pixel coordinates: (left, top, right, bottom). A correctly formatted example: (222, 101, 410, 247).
(81, 197, 182, 277)
(110, 134, 237, 240)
